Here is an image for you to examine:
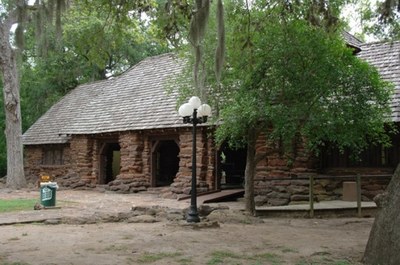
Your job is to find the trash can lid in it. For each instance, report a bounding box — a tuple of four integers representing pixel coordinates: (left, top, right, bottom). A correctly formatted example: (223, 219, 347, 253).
(40, 182, 58, 187)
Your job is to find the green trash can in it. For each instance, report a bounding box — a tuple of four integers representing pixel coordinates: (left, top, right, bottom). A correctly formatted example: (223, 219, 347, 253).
(40, 182, 58, 207)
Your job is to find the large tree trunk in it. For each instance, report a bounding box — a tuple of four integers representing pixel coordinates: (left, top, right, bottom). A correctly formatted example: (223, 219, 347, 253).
(244, 128, 257, 215)
(0, 16, 27, 189)
(363, 163, 400, 264)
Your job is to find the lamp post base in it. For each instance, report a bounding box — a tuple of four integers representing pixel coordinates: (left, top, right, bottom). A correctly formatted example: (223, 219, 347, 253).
(186, 206, 200, 223)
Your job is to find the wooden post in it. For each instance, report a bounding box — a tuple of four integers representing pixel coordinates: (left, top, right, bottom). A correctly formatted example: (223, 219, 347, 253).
(356, 174, 362, 218)
(309, 175, 314, 218)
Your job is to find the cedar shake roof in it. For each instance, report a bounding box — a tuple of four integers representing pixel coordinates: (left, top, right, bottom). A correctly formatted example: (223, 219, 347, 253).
(342, 31, 363, 52)
(357, 41, 400, 122)
(23, 53, 185, 145)
(23, 39, 400, 146)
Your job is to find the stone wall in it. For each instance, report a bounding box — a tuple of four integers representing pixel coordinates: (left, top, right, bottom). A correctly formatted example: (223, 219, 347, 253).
(70, 135, 95, 185)
(253, 134, 315, 205)
(254, 176, 390, 206)
(24, 128, 391, 202)
(170, 127, 213, 197)
(252, 134, 392, 206)
(107, 132, 150, 193)
(24, 144, 71, 183)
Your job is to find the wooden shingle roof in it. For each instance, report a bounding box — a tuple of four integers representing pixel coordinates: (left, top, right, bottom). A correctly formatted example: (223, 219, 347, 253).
(23, 40, 400, 146)
(23, 53, 185, 145)
(342, 31, 363, 52)
(357, 41, 400, 122)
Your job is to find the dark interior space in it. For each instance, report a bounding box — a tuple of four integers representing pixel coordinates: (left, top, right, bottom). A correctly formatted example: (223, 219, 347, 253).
(219, 143, 247, 189)
(153, 140, 180, 187)
(99, 142, 121, 184)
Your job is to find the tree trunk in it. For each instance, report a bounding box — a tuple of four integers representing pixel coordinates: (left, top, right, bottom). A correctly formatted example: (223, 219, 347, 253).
(244, 128, 257, 215)
(0, 17, 27, 189)
(363, 163, 400, 264)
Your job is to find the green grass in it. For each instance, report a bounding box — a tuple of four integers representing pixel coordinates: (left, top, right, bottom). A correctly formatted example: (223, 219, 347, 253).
(136, 252, 183, 263)
(0, 255, 30, 265)
(207, 250, 283, 265)
(0, 199, 38, 213)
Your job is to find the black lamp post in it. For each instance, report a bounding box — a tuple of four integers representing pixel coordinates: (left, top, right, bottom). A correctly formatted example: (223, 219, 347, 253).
(178, 96, 212, 223)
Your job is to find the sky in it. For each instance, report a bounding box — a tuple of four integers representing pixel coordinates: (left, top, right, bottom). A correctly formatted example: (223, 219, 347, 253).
(341, 0, 379, 42)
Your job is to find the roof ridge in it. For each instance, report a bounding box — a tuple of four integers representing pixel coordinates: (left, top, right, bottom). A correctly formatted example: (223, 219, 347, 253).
(361, 39, 400, 46)
(116, 53, 176, 79)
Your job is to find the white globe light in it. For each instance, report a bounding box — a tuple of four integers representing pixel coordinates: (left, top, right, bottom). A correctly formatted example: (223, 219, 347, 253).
(198, 104, 212, 117)
(189, 96, 202, 109)
(178, 103, 194, 117)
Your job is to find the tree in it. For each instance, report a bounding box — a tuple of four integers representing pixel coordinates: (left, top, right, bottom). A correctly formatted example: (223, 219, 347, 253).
(0, 0, 30, 188)
(0, 0, 73, 188)
(214, 1, 393, 215)
(165, 0, 392, 215)
(0, 0, 164, 186)
(360, 0, 400, 40)
(363, 164, 400, 264)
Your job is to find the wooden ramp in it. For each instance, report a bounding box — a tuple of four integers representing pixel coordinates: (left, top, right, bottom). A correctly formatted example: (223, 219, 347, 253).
(183, 189, 244, 205)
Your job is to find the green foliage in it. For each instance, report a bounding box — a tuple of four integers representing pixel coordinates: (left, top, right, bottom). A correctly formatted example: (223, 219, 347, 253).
(0, 0, 170, 175)
(360, 0, 400, 40)
(152, 0, 192, 48)
(215, 3, 393, 158)
(62, 1, 169, 80)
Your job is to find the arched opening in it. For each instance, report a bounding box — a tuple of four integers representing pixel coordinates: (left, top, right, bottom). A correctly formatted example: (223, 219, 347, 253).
(219, 143, 247, 189)
(152, 140, 180, 187)
(99, 142, 121, 184)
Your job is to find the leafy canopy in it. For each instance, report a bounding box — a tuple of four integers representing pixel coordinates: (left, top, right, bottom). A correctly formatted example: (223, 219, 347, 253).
(216, 5, 393, 157)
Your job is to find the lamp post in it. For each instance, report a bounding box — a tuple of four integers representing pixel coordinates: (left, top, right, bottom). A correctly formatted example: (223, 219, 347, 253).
(178, 96, 212, 223)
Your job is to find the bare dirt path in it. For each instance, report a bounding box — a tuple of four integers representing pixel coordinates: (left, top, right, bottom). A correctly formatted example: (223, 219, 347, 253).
(0, 189, 372, 265)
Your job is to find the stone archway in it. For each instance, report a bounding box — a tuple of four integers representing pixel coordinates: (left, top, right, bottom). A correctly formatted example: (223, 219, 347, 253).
(99, 142, 121, 184)
(151, 140, 180, 187)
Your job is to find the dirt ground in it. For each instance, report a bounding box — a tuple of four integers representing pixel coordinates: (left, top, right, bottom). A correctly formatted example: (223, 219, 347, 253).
(0, 188, 373, 265)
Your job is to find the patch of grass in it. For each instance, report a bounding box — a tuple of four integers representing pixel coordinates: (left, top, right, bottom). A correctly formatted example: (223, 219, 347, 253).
(207, 251, 242, 265)
(0, 255, 30, 265)
(207, 250, 283, 265)
(122, 234, 134, 240)
(275, 246, 299, 254)
(177, 257, 193, 265)
(331, 261, 353, 265)
(253, 253, 282, 265)
(104, 244, 130, 252)
(295, 258, 355, 265)
(7, 237, 20, 241)
(84, 247, 96, 252)
(136, 252, 182, 263)
(0, 199, 38, 213)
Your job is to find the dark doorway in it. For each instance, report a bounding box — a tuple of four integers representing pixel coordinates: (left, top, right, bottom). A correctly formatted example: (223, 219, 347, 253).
(99, 142, 121, 184)
(152, 140, 180, 187)
(219, 143, 247, 189)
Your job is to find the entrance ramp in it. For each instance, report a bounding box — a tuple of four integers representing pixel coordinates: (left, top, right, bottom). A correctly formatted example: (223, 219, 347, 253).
(179, 189, 244, 204)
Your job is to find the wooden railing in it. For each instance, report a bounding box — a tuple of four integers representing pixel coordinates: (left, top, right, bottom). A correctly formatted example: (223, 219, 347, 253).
(308, 174, 391, 217)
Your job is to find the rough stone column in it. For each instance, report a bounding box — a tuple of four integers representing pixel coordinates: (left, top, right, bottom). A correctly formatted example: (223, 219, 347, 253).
(171, 128, 210, 195)
(198, 127, 212, 190)
(205, 136, 216, 190)
(91, 139, 100, 181)
(142, 135, 151, 179)
(70, 135, 95, 184)
(110, 132, 149, 193)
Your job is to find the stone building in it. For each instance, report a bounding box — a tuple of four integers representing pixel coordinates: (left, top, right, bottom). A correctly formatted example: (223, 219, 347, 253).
(23, 54, 217, 197)
(23, 39, 400, 205)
